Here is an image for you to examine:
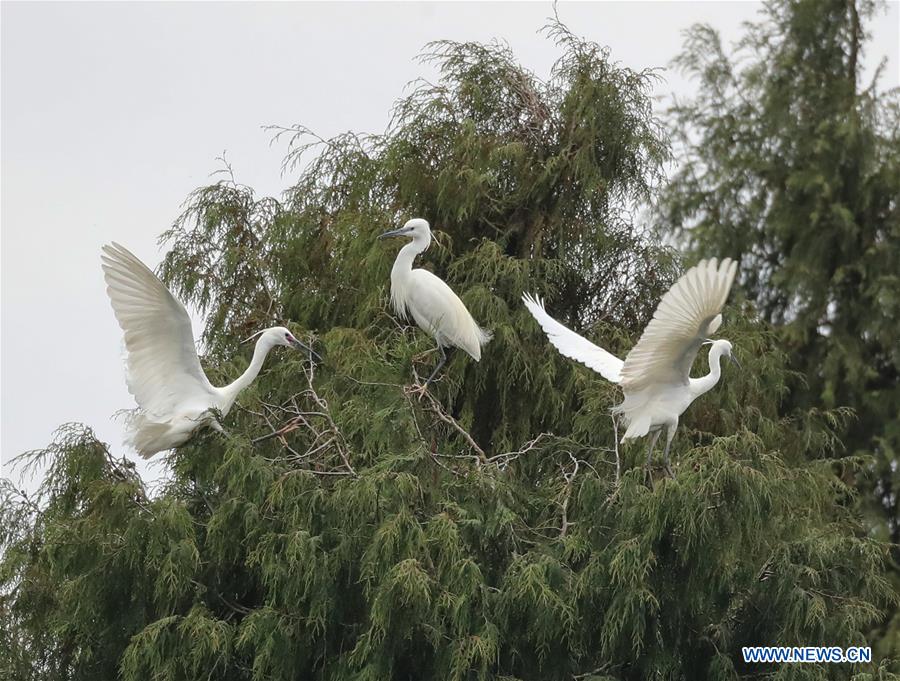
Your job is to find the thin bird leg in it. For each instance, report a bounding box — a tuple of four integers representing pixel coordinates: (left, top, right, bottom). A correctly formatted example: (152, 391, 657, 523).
(645, 429, 662, 467)
(209, 420, 227, 436)
(662, 425, 677, 478)
(422, 345, 450, 388)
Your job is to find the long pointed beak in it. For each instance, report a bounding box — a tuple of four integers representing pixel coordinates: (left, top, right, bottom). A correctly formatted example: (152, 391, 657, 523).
(729, 354, 742, 370)
(290, 337, 322, 363)
(377, 227, 407, 240)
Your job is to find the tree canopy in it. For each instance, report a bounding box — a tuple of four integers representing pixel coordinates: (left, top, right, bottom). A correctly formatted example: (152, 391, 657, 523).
(658, 0, 900, 657)
(2, 14, 898, 681)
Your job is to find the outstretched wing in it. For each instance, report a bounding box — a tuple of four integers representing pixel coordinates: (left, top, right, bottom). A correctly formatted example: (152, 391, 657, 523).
(102, 243, 215, 418)
(522, 294, 623, 383)
(618, 258, 737, 391)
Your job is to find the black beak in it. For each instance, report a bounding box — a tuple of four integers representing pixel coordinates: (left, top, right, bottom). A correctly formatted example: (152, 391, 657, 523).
(290, 337, 322, 364)
(377, 227, 408, 240)
(729, 354, 742, 370)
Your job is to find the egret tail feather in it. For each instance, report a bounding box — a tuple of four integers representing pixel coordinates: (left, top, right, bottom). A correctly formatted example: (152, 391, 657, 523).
(125, 413, 175, 459)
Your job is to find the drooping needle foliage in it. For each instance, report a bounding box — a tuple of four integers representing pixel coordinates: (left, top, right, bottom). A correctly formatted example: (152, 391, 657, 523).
(658, 0, 900, 657)
(1, 17, 897, 681)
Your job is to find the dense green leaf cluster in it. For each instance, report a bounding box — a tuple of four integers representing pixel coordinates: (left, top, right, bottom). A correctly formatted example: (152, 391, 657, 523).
(657, 0, 900, 656)
(2, 17, 897, 681)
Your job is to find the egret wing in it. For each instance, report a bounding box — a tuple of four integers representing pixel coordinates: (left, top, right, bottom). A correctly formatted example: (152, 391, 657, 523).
(102, 243, 215, 417)
(618, 258, 737, 391)
(522, 294, 623, 383)
(406, 269, 491, 360)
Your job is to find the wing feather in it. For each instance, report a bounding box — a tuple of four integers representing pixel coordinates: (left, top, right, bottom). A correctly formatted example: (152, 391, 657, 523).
(619, 258, 737, 391)
(522, 294, 623, 383)
(102, 243, 215, 418)
(404, 269, 492, 360)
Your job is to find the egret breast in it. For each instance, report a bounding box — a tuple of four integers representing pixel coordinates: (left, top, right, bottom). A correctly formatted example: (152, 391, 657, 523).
(615, 383, 694, 439)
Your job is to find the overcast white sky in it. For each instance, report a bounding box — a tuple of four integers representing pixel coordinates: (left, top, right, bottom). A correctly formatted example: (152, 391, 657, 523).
(2, 1, 897, 492)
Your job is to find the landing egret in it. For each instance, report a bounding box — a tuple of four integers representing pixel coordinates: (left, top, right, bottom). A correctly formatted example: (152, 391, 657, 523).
(524, 258, 739, 473)
(102, 242, 316, 458)
(378, 218, 492, 386)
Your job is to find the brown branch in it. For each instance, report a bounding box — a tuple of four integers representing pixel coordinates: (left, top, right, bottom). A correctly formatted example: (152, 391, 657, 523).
(559, 453, 580, 538)
(408, 371, 488, 465)
(847, 0, 860, 90)
(488, 432, 551, 469)
(612, 413, 621, 486)
(402, 386, 473, 477)
(251, 362, 357, 477)
(299, 367, 356, 476)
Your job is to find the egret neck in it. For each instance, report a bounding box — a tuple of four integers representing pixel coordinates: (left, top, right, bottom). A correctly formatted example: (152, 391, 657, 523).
(689, 341, 728, 399)
(389, 231, 431, 314)
(219, 334, 279, 413)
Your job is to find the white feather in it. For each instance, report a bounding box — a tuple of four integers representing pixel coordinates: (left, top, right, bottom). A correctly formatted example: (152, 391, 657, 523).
(523, 258, 739, 457)
(102, 243, 299, 458)
(384, 219, 491, 363)
(101, 242, 216, 419)
(396, 269, 492, 360)
(521, 294, 623, 382)
(618, 258, 737, 391)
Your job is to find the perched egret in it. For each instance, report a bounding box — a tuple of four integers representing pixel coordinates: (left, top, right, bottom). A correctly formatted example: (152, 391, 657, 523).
(524, 258, 739, 472)
(102, 242, 316, 458)
(378, 218, 492, 386)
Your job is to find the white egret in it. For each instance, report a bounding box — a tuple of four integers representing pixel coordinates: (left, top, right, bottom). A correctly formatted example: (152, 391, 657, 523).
(523, 258, 739, 473)
(102, 242, 316, 458)
(378, 218, 492, 386)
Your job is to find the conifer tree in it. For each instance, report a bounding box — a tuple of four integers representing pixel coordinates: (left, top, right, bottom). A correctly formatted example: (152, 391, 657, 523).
(2, 21, 897, 680)
(657, 0, 900, 656)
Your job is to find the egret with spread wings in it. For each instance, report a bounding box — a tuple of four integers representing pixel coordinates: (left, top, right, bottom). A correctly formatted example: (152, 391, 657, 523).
(523, 258, 739, 473)
(102, 243, 316, 458)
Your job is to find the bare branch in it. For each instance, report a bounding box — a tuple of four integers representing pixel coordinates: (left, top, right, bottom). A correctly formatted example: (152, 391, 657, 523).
(408, 371, 488, 465)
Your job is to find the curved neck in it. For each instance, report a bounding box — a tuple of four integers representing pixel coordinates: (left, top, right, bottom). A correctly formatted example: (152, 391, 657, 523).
(690, 344, 725, 398)
(390, 235, 430, 315)
(391, 235, 430, 279)
(219, 335, 276, 413)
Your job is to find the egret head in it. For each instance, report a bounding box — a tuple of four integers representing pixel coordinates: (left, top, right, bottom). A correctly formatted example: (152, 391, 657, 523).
(705, 338, 741, 369)
(244, 327, 320, 361)
(377, 218, 432, 245)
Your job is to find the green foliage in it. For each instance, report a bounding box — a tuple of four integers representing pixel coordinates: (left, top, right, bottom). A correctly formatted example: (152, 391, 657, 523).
(656, 0, 900, 657)
(2, 18, 897, 681)
(158, 23, 674, 455)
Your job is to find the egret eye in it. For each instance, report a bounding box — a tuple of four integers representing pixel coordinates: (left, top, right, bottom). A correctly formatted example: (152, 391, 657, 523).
(100, 242, 309, 458)
(523, 257, 738, 478)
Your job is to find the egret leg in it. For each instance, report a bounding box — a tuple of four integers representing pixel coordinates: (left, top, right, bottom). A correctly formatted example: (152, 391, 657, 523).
(662, 425, 677, 478)
(423, 345, 451, 388)
(645, 429, 662, 467)
(210, 420, 227, 436)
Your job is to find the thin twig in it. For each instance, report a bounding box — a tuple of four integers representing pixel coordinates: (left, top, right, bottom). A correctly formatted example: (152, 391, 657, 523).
(559, 453, 580, 537)
(250, 359, 357, 477)
(409, 373, 487, 464)
(612, 412, 621, 486)
(489, 432, 551, 468)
